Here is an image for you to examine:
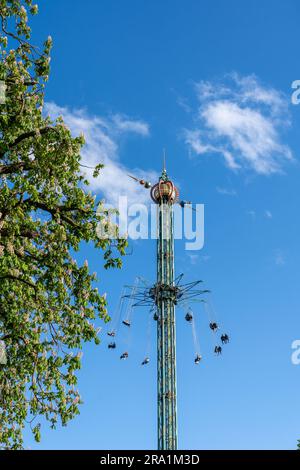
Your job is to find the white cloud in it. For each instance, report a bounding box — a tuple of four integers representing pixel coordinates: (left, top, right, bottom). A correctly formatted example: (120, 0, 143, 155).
(247, 210, 256, 219)
(184, 74, 293, 175)
(265, 210, 273, 219)
(187, 253, 210, 265)
(44, 103, 154, 207)
(112, 114, 150, 136)
(216, 186, 237, 196)
(275, 250, 285, 266)
(187, 253, 199, 265)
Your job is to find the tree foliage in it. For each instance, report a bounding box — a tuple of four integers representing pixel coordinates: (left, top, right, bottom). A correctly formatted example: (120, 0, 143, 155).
(0, 0, 126, 448)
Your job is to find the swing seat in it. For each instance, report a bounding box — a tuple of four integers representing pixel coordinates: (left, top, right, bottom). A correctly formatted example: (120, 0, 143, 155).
(108, 342, 116, 349)
(185, 313, 193, 322)
(221, 334, 229, 344)
(120, 352, 129, 359)
(122, 320, 131, 327)
(142, 358, 150, 365)
(107, 331, 116, 337)
(194, 355, 202, 364)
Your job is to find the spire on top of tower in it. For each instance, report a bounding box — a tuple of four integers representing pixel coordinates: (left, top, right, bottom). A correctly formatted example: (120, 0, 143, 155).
(161, 149, 168, 181)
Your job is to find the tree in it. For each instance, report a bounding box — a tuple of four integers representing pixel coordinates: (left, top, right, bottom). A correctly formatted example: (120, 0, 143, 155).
(0, 0, 126, 448)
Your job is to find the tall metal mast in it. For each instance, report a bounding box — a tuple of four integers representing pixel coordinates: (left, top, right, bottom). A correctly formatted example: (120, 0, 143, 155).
(151, 163, 179, 450)
(125, 162, 218, 450)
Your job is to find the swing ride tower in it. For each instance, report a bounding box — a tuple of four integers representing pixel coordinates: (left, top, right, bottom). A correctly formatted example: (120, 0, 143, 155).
(123, 162, 228, 450)
(150, 165, 179, 450)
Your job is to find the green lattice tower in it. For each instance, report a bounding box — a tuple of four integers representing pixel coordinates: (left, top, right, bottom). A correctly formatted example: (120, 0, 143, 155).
(151, 166, 179, 450)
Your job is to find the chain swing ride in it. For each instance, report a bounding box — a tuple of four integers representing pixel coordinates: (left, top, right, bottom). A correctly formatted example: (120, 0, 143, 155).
(105, 159, 230, 450)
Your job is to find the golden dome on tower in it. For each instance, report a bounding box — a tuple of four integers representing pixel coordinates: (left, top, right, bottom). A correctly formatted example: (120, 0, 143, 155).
(150, 179, 179, 204)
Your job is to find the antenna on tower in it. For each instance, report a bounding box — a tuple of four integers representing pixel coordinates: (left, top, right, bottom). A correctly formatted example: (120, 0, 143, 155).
(163, 148, 166, 172)
(161, 148, 168, 180)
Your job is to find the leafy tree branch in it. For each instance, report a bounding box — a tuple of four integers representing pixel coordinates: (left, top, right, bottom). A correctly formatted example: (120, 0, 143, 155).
(0, 0, 127, 448)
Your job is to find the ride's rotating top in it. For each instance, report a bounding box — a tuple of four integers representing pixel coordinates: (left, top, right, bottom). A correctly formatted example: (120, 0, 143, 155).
(150, 167, 179, 205)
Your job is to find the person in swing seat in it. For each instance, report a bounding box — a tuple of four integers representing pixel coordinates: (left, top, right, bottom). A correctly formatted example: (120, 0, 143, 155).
(194, 354, 202, 364)
(209, 322, 218, 332)
(221, 334, 229, 344)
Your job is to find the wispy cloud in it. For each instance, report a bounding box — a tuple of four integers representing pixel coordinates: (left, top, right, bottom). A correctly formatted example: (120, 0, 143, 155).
(183, 73, 293, 175)
(187, 253, 210, 265)
(246, 209, 273, 220)
(247, 210, 256, 219)
(275, 250, 285, 266)
(265, 210, 273, 219)
(112, 114, 150, 136)
(44, 103, 154, 207)
(187, 253, 199, 265)
(216, 186, 237, 196)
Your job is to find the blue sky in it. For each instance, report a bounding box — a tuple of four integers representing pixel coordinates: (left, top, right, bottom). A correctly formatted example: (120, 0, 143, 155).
(24, 0, 300, 449)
